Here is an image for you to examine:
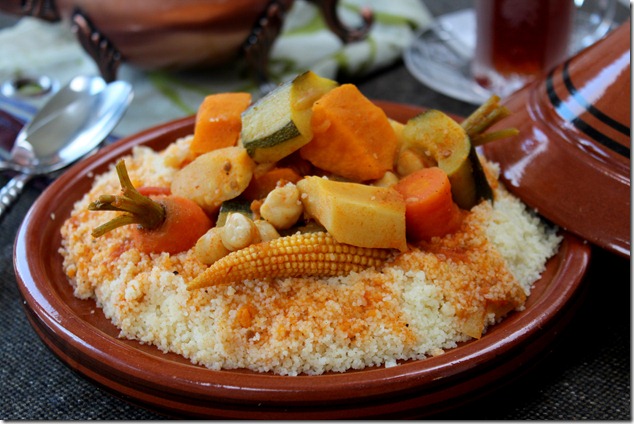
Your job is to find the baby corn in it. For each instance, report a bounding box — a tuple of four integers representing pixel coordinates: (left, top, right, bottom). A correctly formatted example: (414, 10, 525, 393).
(188, 232, 393, 290)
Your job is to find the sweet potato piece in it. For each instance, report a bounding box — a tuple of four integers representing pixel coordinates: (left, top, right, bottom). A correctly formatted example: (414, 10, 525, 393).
(300, 84, 398, 182)
(190, 92, 251, 155)
(241, 167, 303, 200)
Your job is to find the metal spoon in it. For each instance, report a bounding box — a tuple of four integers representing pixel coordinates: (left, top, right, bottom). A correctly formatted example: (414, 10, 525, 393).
(0, 75, 133, 218)
(0, 75, 108, 163)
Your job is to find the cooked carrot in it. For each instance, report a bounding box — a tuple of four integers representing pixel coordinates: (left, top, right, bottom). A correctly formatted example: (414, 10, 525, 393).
(137, 186, 171, 197)
(89, 160, 212, 255)
(189, 92, 252, 155)
(393, 167, 463, 241)
(241, 166, 302, 200)
(299, 84, 398, 182)
(131, 195, 211, 254)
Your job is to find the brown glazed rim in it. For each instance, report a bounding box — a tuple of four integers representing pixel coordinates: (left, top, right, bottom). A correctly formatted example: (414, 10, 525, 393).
(13, 101, 591, 419)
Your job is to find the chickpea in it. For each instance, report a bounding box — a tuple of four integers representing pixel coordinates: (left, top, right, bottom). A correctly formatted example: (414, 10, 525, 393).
(260, 183, 303, 230)
(221, 213, 261, 251)
(253, 219, 280, 242)
(396, 148, 433, 177)
(194, 227, 230, 265)
(372, 171, 399, 188)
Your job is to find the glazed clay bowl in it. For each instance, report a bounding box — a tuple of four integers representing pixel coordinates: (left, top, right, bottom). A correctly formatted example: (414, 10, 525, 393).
(483, 20, 631, 258)
(0, 0, 372, 82)
(1, 0, 268, 70)
(14, 101, 591, 419)
(59, 0, 273, 71)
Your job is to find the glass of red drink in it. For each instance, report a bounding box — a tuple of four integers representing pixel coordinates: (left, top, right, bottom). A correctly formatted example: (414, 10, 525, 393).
(471, 0, 616, 97)
(472, 0, 574, 96)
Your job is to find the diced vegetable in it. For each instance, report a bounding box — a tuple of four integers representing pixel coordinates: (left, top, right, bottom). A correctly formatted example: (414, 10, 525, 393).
(131, 196, 212, 255)
(393, 167, 463, 241)
(297, 176, 407, 251)
(171, 146, 255, 214)
(241, 166, 302, 200)
(467, 146, 494, 206)
(395, 147, 434, 177)
(388, 118, 405, 145)
(189, 92, 251, 155)
(300, 84, 399, 182)
(89, 160, 212, 255)
(239, 71, 337, 163)
(402, 110, 491, 209)
(240, 85, 298, 163)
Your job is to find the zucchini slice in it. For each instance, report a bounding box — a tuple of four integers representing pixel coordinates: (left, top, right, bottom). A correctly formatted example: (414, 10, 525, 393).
(402, 110, 492, 209)
(290, 70, 339, 138)
(240, 71, 337, 164)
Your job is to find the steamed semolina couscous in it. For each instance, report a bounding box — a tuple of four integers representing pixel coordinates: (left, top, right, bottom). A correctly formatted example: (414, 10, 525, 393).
(59, 135, 561, 376)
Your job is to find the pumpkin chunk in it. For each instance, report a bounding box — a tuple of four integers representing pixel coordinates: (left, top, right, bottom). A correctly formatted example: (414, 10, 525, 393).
(190, 92, 252, 155)
(300, 84, 398, 182)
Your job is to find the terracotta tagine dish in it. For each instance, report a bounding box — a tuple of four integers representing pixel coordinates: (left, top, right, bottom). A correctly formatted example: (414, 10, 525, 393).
(0, 0, 373, 84)
(12, 99, 592, 419)
(482, 20, 631, 258)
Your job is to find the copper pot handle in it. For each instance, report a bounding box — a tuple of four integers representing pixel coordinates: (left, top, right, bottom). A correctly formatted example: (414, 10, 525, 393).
(70, 8, 122, 83)
(244, 0, 374, 93)
(309, 0, 373, 43)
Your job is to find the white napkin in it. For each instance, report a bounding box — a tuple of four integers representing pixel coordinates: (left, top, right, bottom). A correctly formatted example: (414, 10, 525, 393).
(0, 0, 431, 137)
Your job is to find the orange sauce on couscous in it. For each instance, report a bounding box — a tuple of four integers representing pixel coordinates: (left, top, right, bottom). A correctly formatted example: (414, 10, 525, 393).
(59, 137, 560, 376)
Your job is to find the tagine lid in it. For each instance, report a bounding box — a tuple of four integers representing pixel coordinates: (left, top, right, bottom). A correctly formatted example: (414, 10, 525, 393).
(482, 20, 630, 258)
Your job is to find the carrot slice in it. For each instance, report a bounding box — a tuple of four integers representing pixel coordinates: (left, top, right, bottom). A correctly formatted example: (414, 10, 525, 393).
(393, 167, 463, 241)
(190, 92, 252, 155)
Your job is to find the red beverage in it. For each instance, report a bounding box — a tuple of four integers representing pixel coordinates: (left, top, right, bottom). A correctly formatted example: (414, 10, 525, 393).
(472, 0, 575, 95)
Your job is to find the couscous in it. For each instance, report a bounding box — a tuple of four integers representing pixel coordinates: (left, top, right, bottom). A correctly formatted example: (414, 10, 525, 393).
(59, 138, 560, 376)
(59, 78, 561, 375)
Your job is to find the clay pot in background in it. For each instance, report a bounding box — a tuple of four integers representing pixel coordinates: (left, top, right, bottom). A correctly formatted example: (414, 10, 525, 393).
(0, 0, 372, 84)
(57, 0, 271, 72)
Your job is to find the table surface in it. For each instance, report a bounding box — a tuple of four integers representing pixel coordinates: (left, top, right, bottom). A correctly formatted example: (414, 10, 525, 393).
(1, 1, 630, 420)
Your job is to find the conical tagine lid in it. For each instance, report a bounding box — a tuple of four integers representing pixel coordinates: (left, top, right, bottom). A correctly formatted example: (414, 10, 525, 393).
(483, 20, 630, 258)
